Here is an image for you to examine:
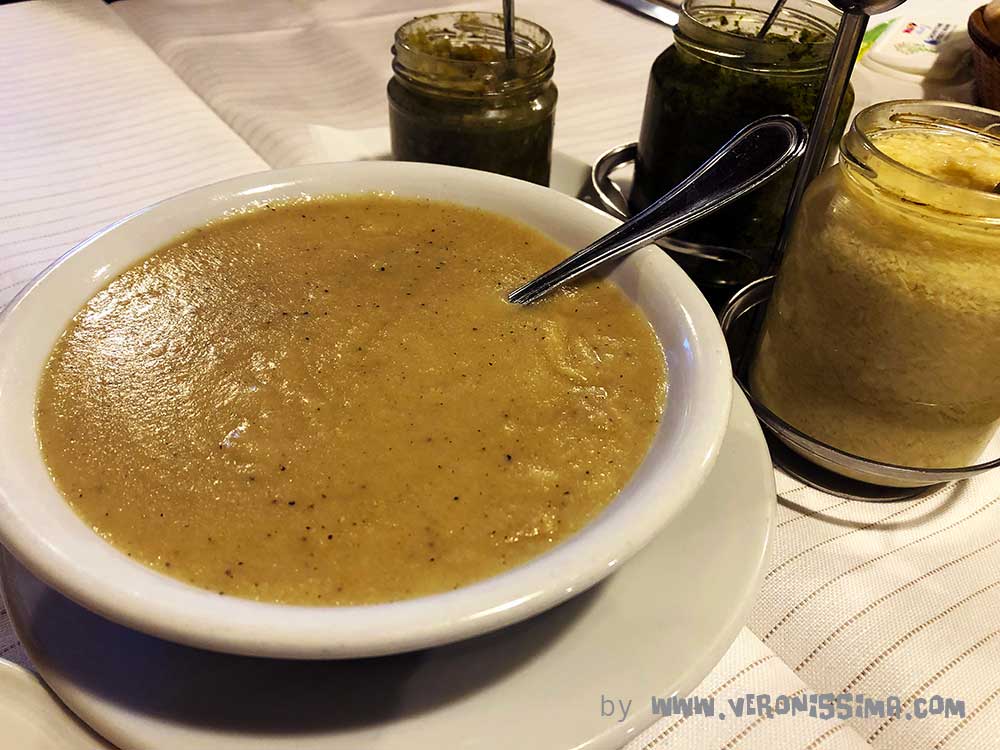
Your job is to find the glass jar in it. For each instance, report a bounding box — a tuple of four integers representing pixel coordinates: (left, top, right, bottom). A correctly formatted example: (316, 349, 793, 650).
(388, 12, 557, 186)
(751, 101, 1000, 469)
(632, 0, 852, 308)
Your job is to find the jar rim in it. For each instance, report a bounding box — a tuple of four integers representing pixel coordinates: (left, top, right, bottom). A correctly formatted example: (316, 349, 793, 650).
(676, 0, 839, 73)
(842, 100, 1000, 219)
(394, 11, 553, 72)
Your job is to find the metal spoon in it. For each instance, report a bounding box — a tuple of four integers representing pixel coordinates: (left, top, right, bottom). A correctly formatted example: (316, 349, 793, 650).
(507, 115, 808, 305)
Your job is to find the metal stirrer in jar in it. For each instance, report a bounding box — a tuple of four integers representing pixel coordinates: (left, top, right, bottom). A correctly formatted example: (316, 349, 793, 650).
(503, 0, 516, 58)
(733, 0, 909, 373)
(757, 0, 788, 37)
(768, 0, 908, 276)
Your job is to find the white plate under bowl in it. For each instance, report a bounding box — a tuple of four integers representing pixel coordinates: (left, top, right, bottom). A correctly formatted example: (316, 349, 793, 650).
(0, 159, 732, 659)
(0, 660, 114, 750)
(2, 389, 775, 750)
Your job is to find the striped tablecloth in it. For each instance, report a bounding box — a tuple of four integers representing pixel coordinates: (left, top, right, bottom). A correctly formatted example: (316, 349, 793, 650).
(1, 1, 997, 748)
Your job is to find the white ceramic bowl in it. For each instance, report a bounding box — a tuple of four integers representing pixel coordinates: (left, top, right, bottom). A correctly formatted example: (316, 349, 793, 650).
(0, 161, 732, 659)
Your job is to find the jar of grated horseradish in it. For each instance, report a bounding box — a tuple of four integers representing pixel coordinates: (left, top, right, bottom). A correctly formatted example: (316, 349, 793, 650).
(751, 100, 1000, 469)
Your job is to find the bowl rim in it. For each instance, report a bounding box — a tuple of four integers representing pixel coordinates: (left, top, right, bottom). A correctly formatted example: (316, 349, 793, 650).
(0, 161, 732, 658)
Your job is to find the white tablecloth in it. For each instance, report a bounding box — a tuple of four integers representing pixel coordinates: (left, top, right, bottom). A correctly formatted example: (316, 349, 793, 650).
(1, 2, 998, 749)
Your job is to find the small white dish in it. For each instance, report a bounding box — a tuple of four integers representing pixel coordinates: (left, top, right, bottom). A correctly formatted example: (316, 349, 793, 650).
(0, 160, 732, 659)
(2, 390, 775, 750)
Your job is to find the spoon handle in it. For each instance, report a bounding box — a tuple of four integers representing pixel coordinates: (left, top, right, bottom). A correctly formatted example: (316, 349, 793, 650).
(508, 114, 808, 305)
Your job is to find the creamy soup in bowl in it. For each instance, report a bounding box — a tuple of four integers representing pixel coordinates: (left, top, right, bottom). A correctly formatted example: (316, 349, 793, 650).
(0, 162, 731, 658)
(38, 194, 667, 605)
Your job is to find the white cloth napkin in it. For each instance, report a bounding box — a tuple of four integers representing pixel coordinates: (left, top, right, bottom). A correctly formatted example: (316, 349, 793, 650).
(113, 0, 673, 167)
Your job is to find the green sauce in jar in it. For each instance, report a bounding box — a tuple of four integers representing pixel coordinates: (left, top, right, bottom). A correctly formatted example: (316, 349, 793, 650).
(632, 0, 852, 306)
(388, 12, 557, 186)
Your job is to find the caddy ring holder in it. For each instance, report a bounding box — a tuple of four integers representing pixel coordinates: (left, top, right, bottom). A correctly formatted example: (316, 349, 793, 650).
(590, 143, 771, 268)
(719, 276, 1000, 501)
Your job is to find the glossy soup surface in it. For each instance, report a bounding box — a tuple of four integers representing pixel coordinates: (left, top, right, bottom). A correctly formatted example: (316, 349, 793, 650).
(36, 196, 666, 605)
